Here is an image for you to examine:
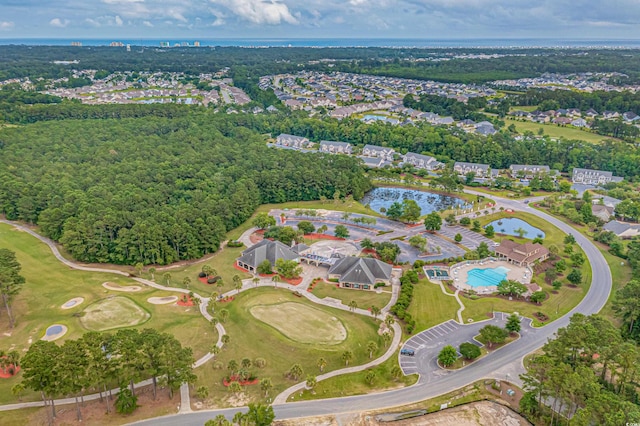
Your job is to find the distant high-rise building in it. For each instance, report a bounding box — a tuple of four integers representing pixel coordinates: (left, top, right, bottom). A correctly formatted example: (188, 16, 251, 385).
(194, 41, 200, 47)
(110, 41, 124, 47)
(70, 41, 82, 47)
(160, 41, 170, 47)
(126, 44, 131, 52)
(181, 42, 189, 47)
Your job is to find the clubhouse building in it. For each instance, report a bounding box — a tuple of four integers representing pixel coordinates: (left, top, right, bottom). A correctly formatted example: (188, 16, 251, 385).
(327, 257, 392, 291)
(494, 240, 549, 267)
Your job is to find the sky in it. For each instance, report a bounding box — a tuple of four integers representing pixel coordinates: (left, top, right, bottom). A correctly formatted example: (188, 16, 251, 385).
(0, 0, 639, 40)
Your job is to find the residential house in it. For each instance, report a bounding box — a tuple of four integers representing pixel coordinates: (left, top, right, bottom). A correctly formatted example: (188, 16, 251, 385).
(319, 140, 353, 155)
(327, 257, 392, 291)
(603, 220, 640, 239)
(494, 240, 550, 267)
(623, 111, 639, 122)
(475, 121, 497, 135)
(403, 152, 443, 170)
(553, 117, 573, 125)
(358, 156, 385, 168)
(571, 118, 588, 128)
(276, 134, 312, 149)
(592, 205, 615, 222)
(584, 108, 599, 118)
(572, 168, 623, 185)
(454, 161, 490, 178)
(362, 144, 395, 161)
(602, 111, 620, 120)
(236, 239, 300, 273)
(509, 165, 551, 179)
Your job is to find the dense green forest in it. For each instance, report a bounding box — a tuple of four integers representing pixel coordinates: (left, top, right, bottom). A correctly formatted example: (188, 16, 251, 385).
(513, 89, 640, 114)
(521, 314, 640, 424)
(1, 45, 640, 84)
(0, 112, 371, 265)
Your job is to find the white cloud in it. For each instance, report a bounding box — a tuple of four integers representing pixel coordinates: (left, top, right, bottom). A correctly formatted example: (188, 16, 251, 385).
(85, 18, 101, 27)
(49, 18, 70, 28)
(211, 0, 299, 25)
(0, 21, 14, 31)
(115, 15, 123, 26)
(143, 20, 154, 27)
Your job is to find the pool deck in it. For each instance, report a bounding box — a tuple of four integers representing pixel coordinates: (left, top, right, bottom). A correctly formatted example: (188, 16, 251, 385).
(451, 260, 531, 294)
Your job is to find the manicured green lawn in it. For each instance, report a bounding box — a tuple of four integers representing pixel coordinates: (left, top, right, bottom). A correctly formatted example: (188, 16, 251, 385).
(0, 222, 211, 405)
(506, 118, 616, 144)
(598, 250, 632, 325)
(465, 186, 556, 200)
(408, 280, 460, 332)
(292, 349, 418, 401)
(192, 288, 389, 406)
(458, 212, 592, 326)
(141, 245, 251, 297)
(311, 281, 391, 310)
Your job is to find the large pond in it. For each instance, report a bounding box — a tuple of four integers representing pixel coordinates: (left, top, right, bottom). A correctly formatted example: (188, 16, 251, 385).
(486, 217, 545, 239)
(361, 187, 467, 216)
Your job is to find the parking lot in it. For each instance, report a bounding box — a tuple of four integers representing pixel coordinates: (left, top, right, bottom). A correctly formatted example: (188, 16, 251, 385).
(438, 225, 498, 250)
(399, 320, 462, 375)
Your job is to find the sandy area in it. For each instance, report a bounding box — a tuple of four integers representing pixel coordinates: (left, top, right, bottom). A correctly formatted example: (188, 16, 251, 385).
(41, 324, 68, 342)
(102, 282, 142, 292)
(61, 297, 84, 309)
(147, 296, 179, 305)
(274, 401, 529, 426)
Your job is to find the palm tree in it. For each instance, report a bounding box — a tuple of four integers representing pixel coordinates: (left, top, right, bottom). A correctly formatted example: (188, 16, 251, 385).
(272, 275, 281, 288)
(367, 341, 378, 359)
(306, 375, 317, 391)
(11, 383, 25, 401)
(219, 308, 230, 323)
(227, 359, 238, 375)
(381, 331, 392, 346)
(342, 350, 353, 366)
(241, 358, 252, 369)
(210, 318, 219, 327)
(228, 381, 242, 396)
(348, 300, 358, 312)
(233, 275, 242, 294)
(135, 262, 144, 276)
(216, 278, 224, 292)
(252, 277, 260, 288)
(317, 357, 327, 373)
(385, 315, 395, 326)
(148, 267, 156, 281)
(221, 334, 230, 345)
(260, 378, 273, 397)
(289, 363, 303, 381)
(183, 277, 191, 289)
(210, 291, 219, 302)
(163, 272, 172, 286)
(515, 227, 528, 238)
(370, 306, 381, 319)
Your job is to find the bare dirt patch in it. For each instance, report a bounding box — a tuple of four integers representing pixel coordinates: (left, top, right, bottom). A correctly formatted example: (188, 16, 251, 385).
(250, 302, 347, 345)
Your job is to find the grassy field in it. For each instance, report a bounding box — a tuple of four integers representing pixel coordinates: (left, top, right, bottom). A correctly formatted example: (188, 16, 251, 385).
(311, 281, 391, 310)
(191, 288, 389, 407)
(250, 302, 347, 345)
(80, 296, 151, 331)
(408, 280, 460, 332)
(458, 212, 592, 326)
(292, 349, 418, 401)
(506, 118, 614, 144)
(0, 222, 211, 405)
(465, 186, 557, 200)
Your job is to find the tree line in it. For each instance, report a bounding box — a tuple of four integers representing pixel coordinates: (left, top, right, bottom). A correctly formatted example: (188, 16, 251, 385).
(0, 112, 371, 265)
(21, 329, 196, 422)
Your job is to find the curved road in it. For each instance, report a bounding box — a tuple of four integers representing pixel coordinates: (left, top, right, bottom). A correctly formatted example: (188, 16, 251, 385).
(130, 195, 612, 425)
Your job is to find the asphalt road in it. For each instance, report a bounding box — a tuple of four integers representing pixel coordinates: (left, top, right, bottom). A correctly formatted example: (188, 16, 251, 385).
(131, 194, 612, 426)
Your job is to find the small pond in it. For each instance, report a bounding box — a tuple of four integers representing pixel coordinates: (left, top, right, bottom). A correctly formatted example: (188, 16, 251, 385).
(485, 217, 545, 239)
(45, 325, 63, 336)
(361, 187, 467, 216)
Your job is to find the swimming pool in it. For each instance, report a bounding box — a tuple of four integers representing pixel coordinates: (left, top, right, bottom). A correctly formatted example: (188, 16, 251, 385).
(467, 266, 509, 288)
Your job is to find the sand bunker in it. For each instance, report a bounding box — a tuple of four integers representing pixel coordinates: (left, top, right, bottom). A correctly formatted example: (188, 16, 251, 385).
(102, 282, 142, 292)
(41, 324, 68, 341)
(61, 297, 85, 309)
(147, 296, 179, 305)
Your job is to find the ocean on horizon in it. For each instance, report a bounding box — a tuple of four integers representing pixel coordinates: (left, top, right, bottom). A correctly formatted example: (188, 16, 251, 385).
(0, 38, 640, 49)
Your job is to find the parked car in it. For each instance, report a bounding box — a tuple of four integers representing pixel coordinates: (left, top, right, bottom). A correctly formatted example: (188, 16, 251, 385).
(400, 348, 415, 356)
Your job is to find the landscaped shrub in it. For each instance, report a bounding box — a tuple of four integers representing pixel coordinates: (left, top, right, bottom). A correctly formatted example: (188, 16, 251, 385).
(227, 240, 245, 248)
(198, 271, 207, 278)
(207, 276, 221, 284)
(328, 278, 339, 283)
(390, 272, 416, 333)
(374, 282, 386, 289)
(254, 358, 267, 368)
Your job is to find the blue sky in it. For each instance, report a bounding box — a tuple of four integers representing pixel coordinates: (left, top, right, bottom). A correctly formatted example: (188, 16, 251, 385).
(1, 0, 639, 39)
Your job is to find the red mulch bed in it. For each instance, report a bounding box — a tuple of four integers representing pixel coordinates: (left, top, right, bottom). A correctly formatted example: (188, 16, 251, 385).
(219, 296, 235, 303)
(223, 376, 260, 386)
(198, 276, 210, 284)
(255, 229, 265, 235)
(304, 233, 345, 241)
(259, 272, 277, 278)
(177, 295, 194, 307)
(234, 263, 250, 273)
(283, 276, 303, 285)
(249, 232, 264, 244)
(0, 364, 20, 379)
(406, 223, 423, 228)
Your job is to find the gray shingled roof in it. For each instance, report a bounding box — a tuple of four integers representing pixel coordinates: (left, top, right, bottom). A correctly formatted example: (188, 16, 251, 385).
(603, 220, 640, 235)
(237, 239, 299, 269)
(328, 257, 392, 285)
